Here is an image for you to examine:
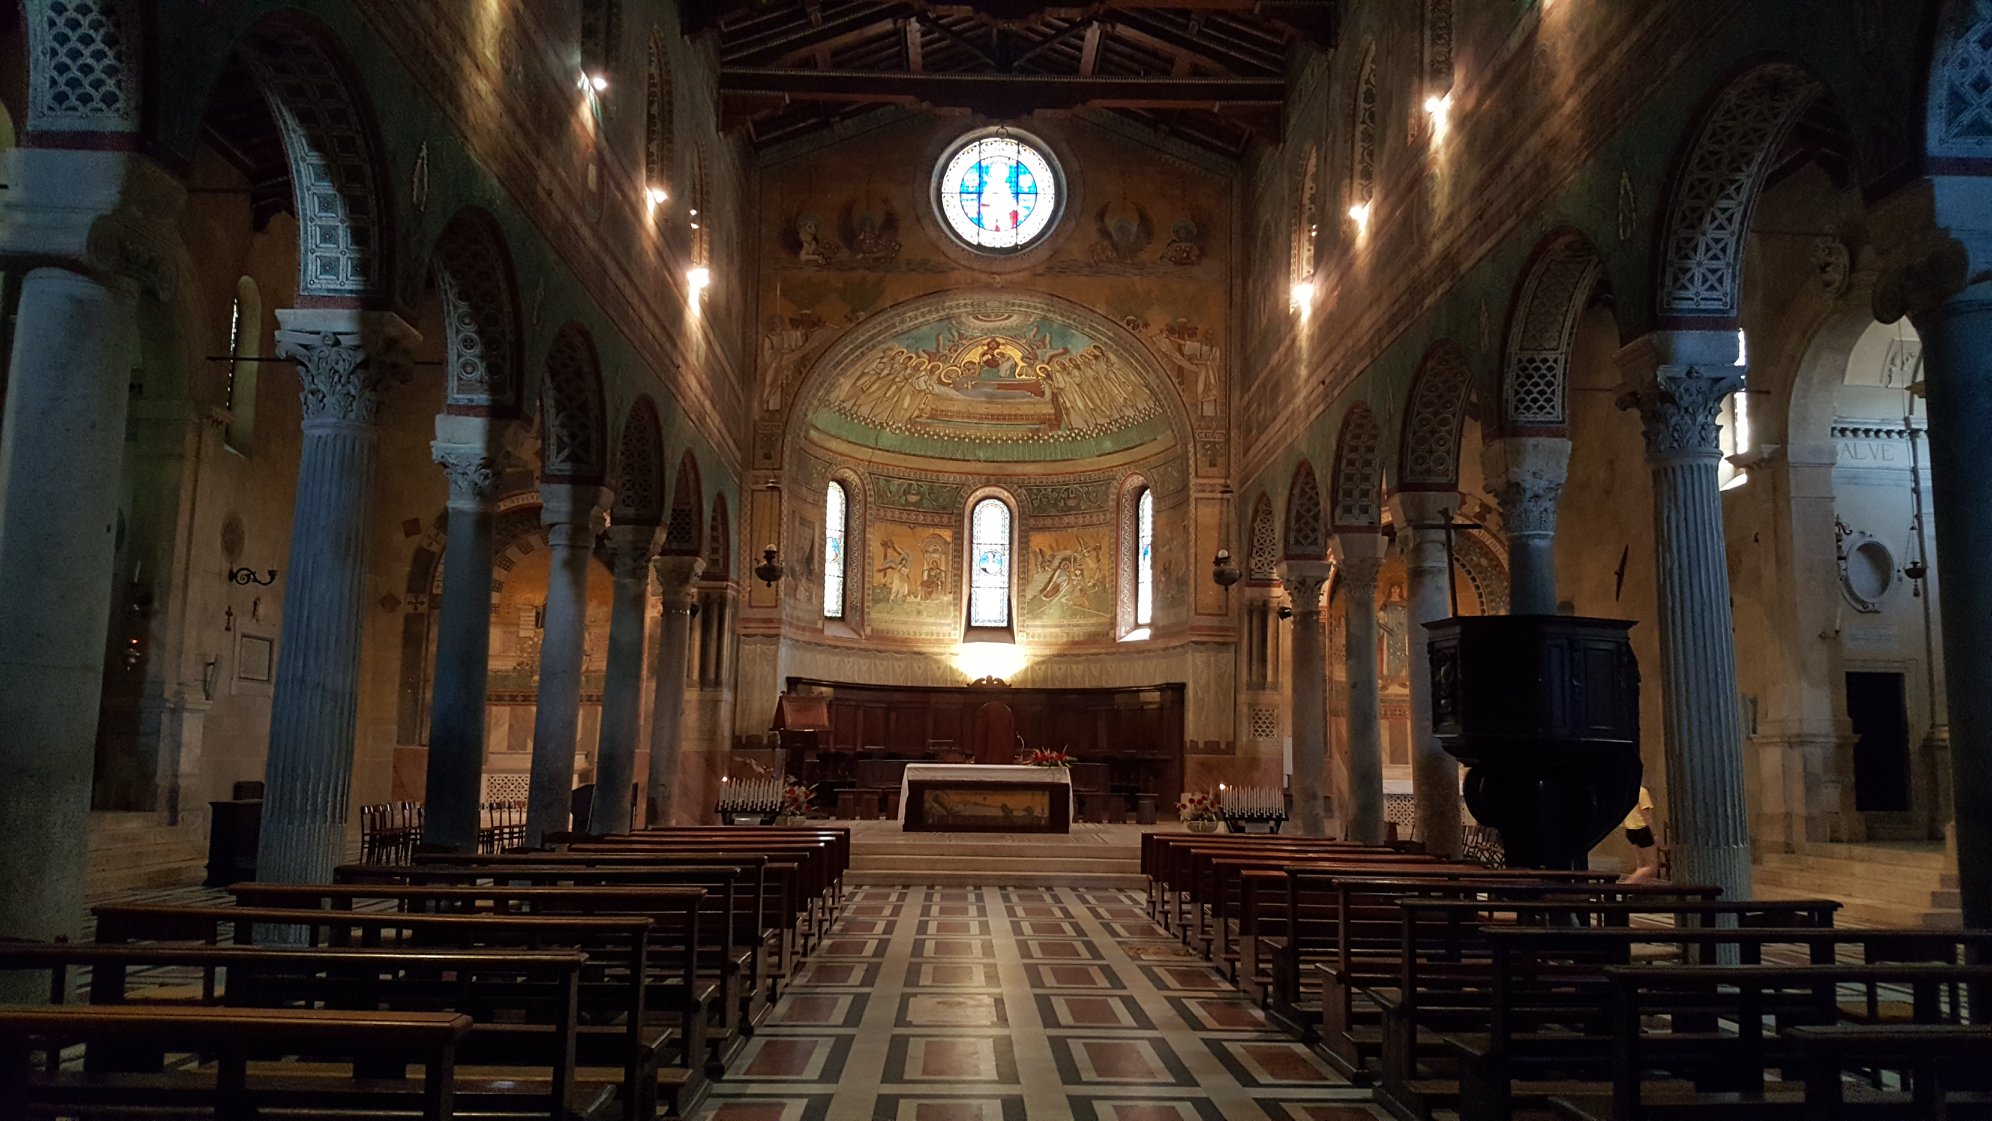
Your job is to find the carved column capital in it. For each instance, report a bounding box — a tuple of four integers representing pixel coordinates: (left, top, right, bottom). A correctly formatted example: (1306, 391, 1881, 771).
(538, 483, 609, 550)
(274, 310, 418, 428)
(1281, 559, 1332, 616)
(1481, 436, 1570, 541)
(432, 443, 500, 511)
(653, 555, 708, 610)
(601, 524, 660, 582)
(1332, 530, 1384, 597)
(1617, 365, 1742, 464)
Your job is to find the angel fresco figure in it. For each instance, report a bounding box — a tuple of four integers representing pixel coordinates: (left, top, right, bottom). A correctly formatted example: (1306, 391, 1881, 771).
(842, 202, 901, 264)
(1090, 200, 1153, 264)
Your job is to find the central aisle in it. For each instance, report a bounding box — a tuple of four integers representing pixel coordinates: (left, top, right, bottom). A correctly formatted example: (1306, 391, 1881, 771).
(692, 883, 1385, 1121)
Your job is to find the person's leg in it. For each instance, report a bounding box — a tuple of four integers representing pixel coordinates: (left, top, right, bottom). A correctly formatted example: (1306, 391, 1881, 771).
(1621, 827, 1659, 883)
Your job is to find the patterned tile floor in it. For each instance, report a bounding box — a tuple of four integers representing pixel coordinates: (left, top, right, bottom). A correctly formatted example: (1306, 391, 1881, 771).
(693, 884, 1386, 1121)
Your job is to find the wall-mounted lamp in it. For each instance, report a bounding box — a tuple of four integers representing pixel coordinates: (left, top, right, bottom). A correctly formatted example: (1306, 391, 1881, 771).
(1211, 549, 1242, 589)
(1423, 92, 1453, 141)
(229, 567, 278, 586)
(646, 186, 668, 208)
(1289, 281, 1316, 318)
(1277, 603, 1294, 621)
(1347, 200, 1373, 235)
(753, 545, 785, 587)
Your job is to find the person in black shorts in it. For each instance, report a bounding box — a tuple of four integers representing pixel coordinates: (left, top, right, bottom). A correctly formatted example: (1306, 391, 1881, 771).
(1619, 784, 1659, 883)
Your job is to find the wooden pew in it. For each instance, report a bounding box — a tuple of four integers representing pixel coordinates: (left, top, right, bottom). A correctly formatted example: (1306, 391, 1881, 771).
(1544, 963, 1992, 1120)
(90, 904, 708, 1117)
(0, 1003, 471, 1121)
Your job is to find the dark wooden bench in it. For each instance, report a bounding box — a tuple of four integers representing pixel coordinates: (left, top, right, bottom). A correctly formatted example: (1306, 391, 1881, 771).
(0, 1003, 471, 1121)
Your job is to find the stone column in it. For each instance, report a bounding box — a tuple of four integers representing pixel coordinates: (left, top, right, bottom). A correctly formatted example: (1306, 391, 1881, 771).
(1397, 492, 1461, 858)
(422, 419, 504, 853)
(1482, 436, 1571, 615)
(1906, 282, 1992, 928)
(1617, 341, 1751, 900)
(593, 524, 659, 836)
(1336, 535, 1387, 845)
(257, 311, 415, 886)
(646, 556, 706, 826)
(1281, 561, 1332, 837)
(0, 150, 182, 947)
(525, 484, 607, 846)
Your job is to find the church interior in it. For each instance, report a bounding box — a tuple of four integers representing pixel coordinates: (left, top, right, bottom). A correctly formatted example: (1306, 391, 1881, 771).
(1, 0, 1989, 1117)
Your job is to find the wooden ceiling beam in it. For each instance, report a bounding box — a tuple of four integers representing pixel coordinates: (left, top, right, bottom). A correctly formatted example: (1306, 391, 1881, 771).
(724, 4, 915, 66)
(718, 67, 1285, 110)
(1078, 22, 1104, 75)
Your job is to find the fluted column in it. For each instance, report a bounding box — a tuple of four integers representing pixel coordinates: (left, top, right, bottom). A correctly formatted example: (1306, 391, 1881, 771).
(1482, 436, 1570, 615)
(593, 524, 659, 836)
(1397, 492, 1461, 858)
(525, 484, 608, 845)
(0, 152, 182, 947)
(422, 420, 504, 852)
(1336, 535, 1387, 845)
(258, 311, 416, 885)
(1907, 283, 1992, 927)
(1618, 347, 1750, 899)
(647, 555, 706, 826)
(1282, 561, 1332, 836)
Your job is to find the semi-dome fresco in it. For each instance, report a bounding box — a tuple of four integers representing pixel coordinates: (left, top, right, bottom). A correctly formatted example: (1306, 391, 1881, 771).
(799, 294, 1180, 464)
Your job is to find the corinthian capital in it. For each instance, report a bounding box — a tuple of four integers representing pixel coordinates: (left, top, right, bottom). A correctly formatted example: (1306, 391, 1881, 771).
(601, 524, 660, 582)
(1617, 366, 1742, 462)
(653, 555, 708, 609)
(432, 443, 500, 510)
(1281, 559, 1332, 616)
(274, 309, 417, 427)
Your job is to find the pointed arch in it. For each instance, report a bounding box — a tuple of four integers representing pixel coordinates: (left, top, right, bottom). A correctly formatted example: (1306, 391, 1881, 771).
(1499, 230, 1605, 434)
(1656, 60, 1825, 324)
(662, 450, 704, 556)
(431, 207, 524, 412)
(707, 494, 732, 583)
(1246, 492, 1280, 582)
(611, 396, 665, 526)
(1398, 341, 1473, 491)
(1330, 402, 1384, 531)
(540, 323, 607, 482)
(1284, 459, 1327, 560)
(238, 17, 395, 302)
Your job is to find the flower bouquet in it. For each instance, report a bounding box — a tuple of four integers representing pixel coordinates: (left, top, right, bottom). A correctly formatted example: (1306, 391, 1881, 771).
(1026, 748, 1074, 768)
(777, 776, 814, 823)
(1177, 790, 1223, 832)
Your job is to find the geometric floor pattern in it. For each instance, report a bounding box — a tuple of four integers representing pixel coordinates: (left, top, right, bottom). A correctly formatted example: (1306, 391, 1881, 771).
(693, 885, 1386, 1121)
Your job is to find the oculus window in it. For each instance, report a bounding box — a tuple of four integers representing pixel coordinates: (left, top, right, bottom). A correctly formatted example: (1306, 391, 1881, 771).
(824, 481, 848, 618)
(968, 496, 1014, 628)
(935, 131, 1062, 253)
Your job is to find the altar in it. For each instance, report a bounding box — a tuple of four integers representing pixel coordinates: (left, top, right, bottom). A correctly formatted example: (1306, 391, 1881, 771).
(898, 764, 1072, 833)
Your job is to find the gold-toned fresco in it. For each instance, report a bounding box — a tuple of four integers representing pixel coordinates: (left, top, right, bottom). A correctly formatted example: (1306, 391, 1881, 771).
(870, 523, 956, 623)
(1021, 527, 1113, 627)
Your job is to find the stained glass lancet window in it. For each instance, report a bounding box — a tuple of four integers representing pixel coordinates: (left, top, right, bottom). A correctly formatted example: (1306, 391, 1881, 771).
(824, 481, 847, 619)
(969, 497, 1013, 628)
(936, 133, 1061, 252)
(1136, 489, 1155, 628)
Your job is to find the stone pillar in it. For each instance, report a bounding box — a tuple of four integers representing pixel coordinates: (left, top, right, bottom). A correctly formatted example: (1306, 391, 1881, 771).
(525, 484, 607, 846)
(1906, 282, 1992, 928)
(1281, 561, 1332, 837)
(1397, 492, 1461, 858)
(1336, 535, 1387, 845)
(1617, 341, 1751, 900)
(593, 524, 659, 836)
(1482, 436, 1571, 615)
(422, 419, 504, 853)
(646, 555, 706, 826)
(257, 311, 415, 886)
(0, 150, 182, 947)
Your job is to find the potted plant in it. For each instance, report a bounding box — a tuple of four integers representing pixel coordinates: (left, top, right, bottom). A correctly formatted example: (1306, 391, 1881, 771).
(776, 776, 814, 825)
(1177, 790, 1223, 833)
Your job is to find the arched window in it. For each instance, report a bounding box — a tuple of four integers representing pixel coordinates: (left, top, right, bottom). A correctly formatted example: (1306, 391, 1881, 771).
(224, 276, 261, 454)
(1135, 488, 1155, 628)
(823, 480, 848, 618)
(968, 496, 1013, 629)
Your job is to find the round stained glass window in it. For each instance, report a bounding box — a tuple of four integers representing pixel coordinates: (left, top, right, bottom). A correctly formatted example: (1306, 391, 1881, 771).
(935, 131, 1063, 253)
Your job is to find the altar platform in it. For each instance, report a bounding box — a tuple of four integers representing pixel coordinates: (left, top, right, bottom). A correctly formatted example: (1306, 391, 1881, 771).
(846, 819, 1183, 888)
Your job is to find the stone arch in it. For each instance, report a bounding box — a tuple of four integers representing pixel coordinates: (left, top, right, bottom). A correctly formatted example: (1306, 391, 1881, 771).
(431, 207, 524, 412)
(1397, 341, 1474, 490)
(236, 16, 395, 303)
(644, 30, 673, 190)
(540, 322, 608, 482)
(1655, 60, 1826, 324)
(707, 493, 732, 583)
(611, 396, 665, 526)
(662, 450, 704, 556)
(1292, 145, 1320, 281)
(1330, 402, 1385, 531)
(1927, 0, 1992, 164)
(22, 0, 142, 137)
(1350, 43, 1379, 213)
(1284, 459, 1327, 560)
(1115, 472, 1155, 635)
(1499, 230, 1606, 434)
(1246, 492, 1280, 581)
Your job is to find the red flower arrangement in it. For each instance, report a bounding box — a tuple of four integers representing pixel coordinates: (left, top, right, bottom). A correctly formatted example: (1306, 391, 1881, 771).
(779, 777, 814, 816)
(1176, 791, 1222, 823)
(1026, 748, 1074, 768)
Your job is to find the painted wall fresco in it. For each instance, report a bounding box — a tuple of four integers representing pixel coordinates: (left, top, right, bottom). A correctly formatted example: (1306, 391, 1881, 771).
(1021, 526, 1115, 628)
(870, 522, 959, 629)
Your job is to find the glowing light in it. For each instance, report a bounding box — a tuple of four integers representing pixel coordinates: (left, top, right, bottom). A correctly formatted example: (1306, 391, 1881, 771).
(1290, 280, 1315, 318)
(1735, 328, 1749, 367)
(646, 186, 668, 207)
(687, 266, 711, 292)
(954, 641, 1031, 683)
(1347, 200, 1372, 234)
(589, 73, 609, 92)
(1424, 92, 1453, 140)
